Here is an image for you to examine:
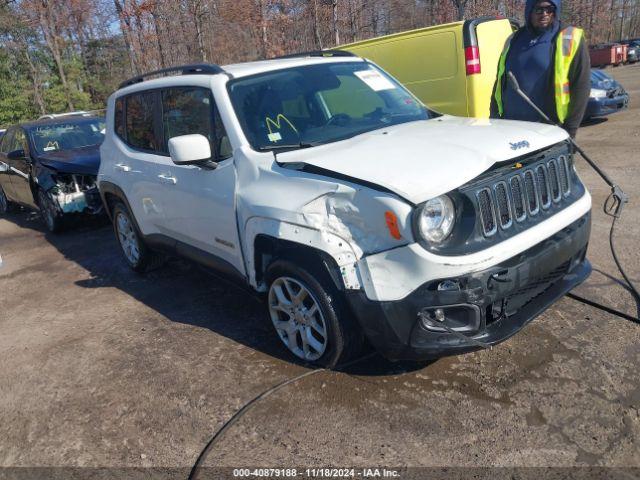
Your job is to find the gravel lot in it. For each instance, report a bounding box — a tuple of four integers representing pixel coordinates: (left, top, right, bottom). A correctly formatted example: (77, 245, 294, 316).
(1, 65, 639, 478)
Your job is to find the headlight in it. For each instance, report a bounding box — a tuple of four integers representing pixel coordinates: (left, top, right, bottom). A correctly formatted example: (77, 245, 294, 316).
(416, 195, 455, 243)
(590, 88, 607, 99)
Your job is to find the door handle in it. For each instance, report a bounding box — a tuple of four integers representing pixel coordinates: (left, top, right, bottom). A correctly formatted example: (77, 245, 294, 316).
(115, 163, 131, 172)
(158, 174, 177, 185)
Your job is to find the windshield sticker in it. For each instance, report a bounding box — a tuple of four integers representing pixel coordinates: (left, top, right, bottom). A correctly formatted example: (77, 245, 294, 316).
(354, 70, 396, 91)
(43, 141, 59, 151)
(266, 114, 298, 134)
(268, 132, 282, 142)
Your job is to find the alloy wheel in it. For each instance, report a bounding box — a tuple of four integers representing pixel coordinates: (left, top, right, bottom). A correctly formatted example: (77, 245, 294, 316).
(115, 212, 141, 266)
(268, 276, 328, 361)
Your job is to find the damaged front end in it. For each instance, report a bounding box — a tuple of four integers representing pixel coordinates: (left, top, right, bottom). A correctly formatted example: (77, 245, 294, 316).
(45, 173, 103, 215)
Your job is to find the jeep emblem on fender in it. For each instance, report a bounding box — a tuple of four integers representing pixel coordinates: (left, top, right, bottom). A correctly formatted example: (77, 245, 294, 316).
(510, 140, 530, 150)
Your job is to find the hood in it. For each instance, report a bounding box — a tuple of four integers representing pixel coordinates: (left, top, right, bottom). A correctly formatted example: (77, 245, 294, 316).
(525, 0, 560, 29)
(591, 70, 619, 90)
(276, 117, 569, 205)
(35, 145, 101, 175)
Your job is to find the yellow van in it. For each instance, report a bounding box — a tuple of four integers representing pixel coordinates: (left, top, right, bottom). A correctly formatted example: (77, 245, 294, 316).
(340, 17, 517, 118)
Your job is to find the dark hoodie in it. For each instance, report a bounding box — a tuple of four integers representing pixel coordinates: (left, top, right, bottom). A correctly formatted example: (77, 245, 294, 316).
(492, 0, 591, 137)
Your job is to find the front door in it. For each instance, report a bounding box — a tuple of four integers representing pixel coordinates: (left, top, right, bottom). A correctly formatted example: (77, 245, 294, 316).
(159, 86, 244, 276)
(5, 128, 36, 208)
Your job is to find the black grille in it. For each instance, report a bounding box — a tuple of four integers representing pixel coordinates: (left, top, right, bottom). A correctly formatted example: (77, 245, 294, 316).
(547, 159, 562, 202)
(524, 170, 539, 214)
(477, 188, 497, 236)
(510, 176, 526, 221)
(472, 154, 575, 238)
(536, 165, 551, 209)
(558, 155, 570, 195)
(495, 182, 512, 228)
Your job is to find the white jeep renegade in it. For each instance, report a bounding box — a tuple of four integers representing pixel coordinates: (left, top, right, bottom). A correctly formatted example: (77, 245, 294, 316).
(98, 53, 592, 367)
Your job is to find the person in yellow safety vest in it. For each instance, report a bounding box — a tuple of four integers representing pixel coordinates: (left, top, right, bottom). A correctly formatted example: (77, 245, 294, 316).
(490, 0, 591, 138)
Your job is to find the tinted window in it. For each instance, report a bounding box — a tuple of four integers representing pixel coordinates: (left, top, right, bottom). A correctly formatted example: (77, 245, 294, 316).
(162, 88, 212, 148)
(126, 92, 157, 151)
(0, 129, 14, 153)
(114, 97, 125, 139)
(162, 87, 231, 160)
(13, 129, 28, 152)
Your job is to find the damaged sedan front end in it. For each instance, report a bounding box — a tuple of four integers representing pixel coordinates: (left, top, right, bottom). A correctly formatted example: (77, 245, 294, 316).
(0, 115, 105, 232)
(46, 173, 102, 215)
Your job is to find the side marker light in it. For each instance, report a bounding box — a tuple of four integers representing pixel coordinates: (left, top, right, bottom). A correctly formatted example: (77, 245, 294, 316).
(384, 211, 402, 240)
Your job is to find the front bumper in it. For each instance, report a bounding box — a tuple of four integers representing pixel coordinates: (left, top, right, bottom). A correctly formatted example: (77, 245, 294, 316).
(585, 94, 629, 118)
(346, 213, 591, 360)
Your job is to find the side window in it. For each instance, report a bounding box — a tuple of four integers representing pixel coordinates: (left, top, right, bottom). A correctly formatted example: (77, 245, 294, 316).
(114, 97, 125, 140)
(162, 87, 212, 147)
(0, 129, 15, 153)
(161, 87, 231, 160)
(13, 129, 27, 153)
(125, 92, 157, 151)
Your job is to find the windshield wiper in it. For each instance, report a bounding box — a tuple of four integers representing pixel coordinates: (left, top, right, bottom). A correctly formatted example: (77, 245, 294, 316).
(258, 141, 320, 161)
(257, 141, 318, 152)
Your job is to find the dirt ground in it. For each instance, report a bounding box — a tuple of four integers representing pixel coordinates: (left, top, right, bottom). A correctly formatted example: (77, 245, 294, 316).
(1, 65, 639, 478)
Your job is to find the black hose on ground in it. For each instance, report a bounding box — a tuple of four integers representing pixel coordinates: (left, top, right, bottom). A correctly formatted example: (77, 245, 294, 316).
(566, 205, 640, 325)
(188, 352, 377, 480)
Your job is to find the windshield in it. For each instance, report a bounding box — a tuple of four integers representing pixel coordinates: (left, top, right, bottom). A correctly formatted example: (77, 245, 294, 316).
(30, 118, 105, 155)
(228, 62, 430, 151)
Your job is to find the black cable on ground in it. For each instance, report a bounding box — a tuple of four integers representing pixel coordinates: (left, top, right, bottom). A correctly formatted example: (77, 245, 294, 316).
(188, 352, 377, 480)
(566, 292, 639, 324)
(605, 205, 640, 305)
(565, 191, 640, 325)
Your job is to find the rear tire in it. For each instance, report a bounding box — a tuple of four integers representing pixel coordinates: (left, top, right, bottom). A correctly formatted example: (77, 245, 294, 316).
(265, 259, 363, 368)
(37, 188, 64, 233)
(0, 184, 13, 215)
(112, 201, 163, 272)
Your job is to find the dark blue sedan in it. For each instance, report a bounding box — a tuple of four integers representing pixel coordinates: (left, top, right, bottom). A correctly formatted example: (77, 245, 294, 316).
(584, 69, 629, 121)
(0, 115, 105, 232)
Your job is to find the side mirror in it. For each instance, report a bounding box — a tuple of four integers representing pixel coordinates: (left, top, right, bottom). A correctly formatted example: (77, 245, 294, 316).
(168, 134, 214, 166)
(7, 149, 26, 160)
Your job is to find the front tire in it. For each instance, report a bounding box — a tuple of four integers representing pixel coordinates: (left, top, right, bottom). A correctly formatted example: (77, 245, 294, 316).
(265, 259, 362, 368)
(112, 202, 163, 272)
(37, 188, 64, 233)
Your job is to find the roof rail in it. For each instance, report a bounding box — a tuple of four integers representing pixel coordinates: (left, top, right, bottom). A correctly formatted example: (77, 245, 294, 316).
(118, 63, 226, 89)
(273, 49, 358, 60)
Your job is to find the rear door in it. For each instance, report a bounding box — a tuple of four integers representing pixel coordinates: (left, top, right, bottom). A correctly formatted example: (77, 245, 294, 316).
(467, 18, 517, 118)
(344, 25, 466, 115)
(116, 90, 169, 235)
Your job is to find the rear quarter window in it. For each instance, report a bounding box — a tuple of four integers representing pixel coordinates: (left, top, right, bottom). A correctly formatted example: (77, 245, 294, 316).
(114, 97, 125, 140)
